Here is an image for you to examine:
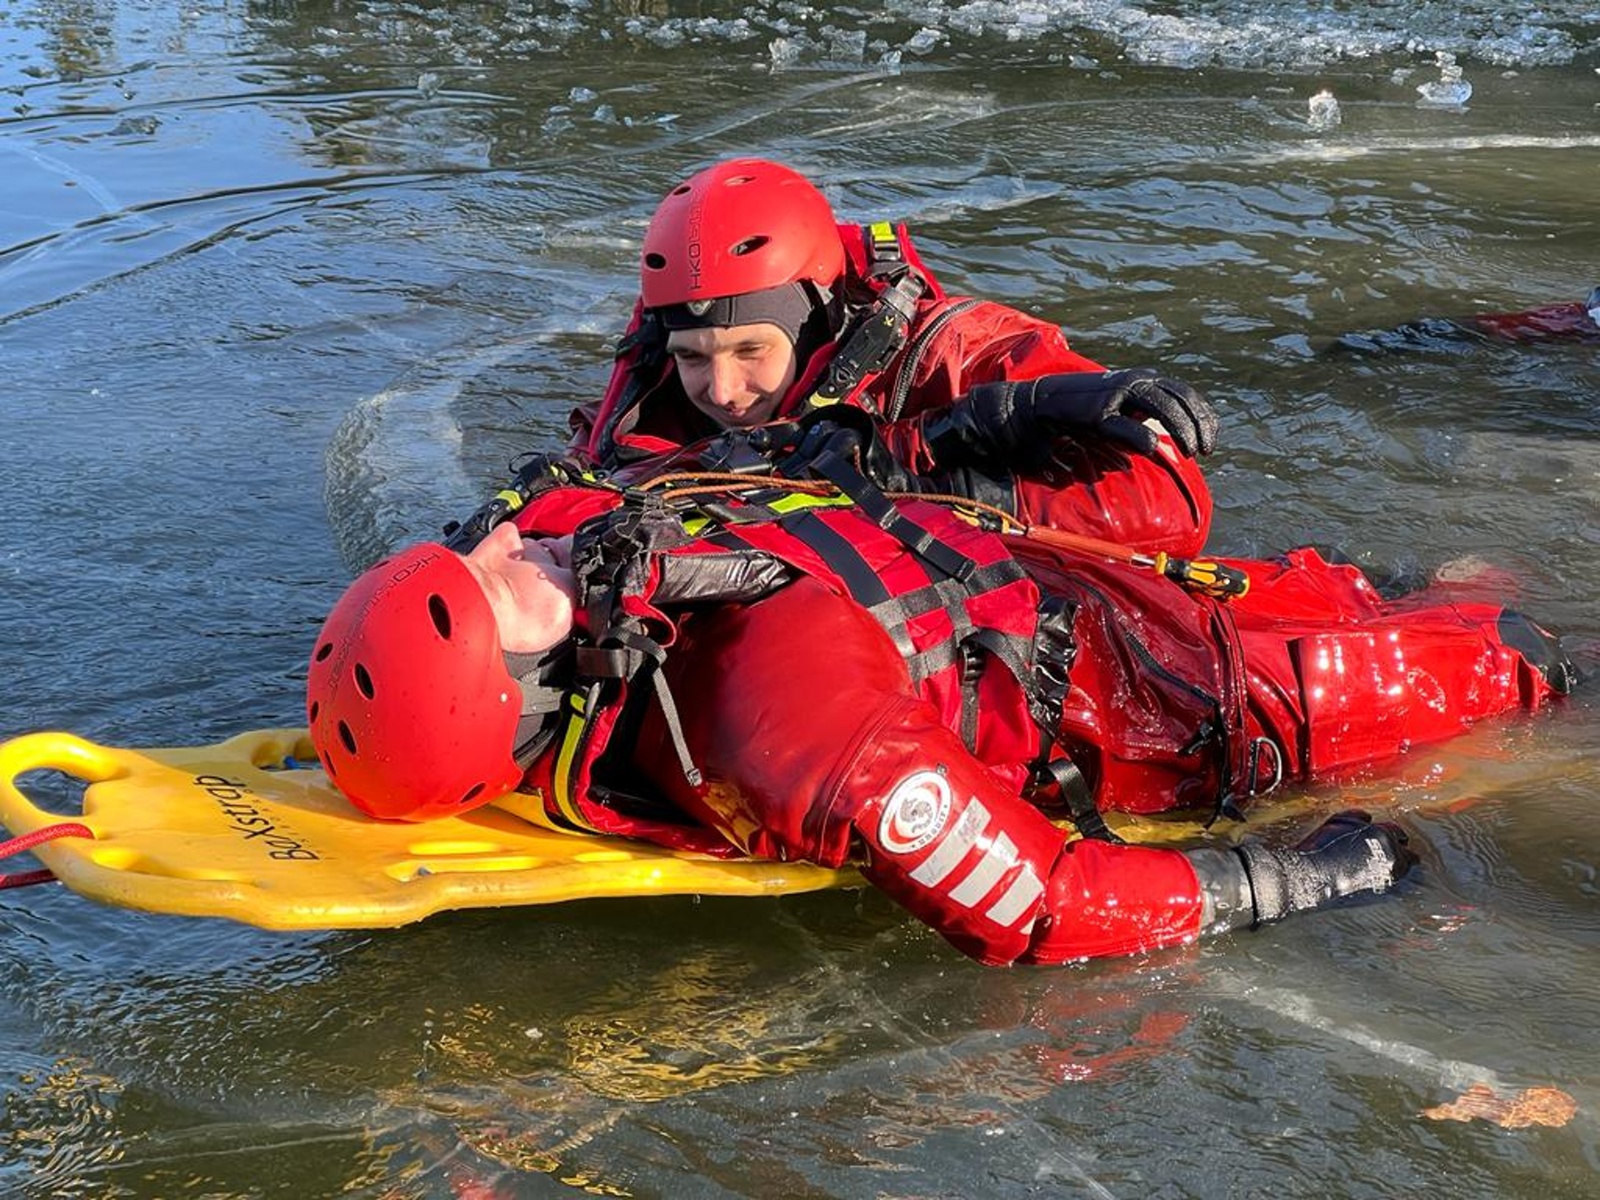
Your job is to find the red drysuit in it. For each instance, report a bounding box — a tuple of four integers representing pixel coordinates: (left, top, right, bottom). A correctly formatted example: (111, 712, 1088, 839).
(508, 483, 1567, 965)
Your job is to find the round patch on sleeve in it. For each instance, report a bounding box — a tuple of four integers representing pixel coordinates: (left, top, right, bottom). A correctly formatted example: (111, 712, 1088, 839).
(878, 769, 952, 855)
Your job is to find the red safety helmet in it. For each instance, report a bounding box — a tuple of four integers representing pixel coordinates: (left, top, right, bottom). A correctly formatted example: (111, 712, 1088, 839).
(640, 158, 846, 308)
(306, 543, 525, 822)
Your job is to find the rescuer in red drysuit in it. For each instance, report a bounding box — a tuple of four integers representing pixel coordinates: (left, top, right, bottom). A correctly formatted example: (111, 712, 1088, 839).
(569, 157, 1218, 558)
(305, 465, 1574, 967)
(1336, 286, 1600, 352)
(1467, 286, 1600, 341)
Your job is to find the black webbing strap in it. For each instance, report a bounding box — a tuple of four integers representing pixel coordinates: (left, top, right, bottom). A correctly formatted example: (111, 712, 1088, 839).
(1037, 757, 1124, 844)
(805, 224, 926, 416)
(962, 626, 1039, 697)
(775, 509, 916, 661)
(576, 625, 703, 790)
(957, 639, 984, 750)
(802, 447, 977, 583)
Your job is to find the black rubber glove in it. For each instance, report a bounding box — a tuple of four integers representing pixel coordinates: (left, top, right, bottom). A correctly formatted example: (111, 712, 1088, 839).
(922, 368, 1219, 467)
(773, 407, 919, 491)
(1189, 810, 1419, 932)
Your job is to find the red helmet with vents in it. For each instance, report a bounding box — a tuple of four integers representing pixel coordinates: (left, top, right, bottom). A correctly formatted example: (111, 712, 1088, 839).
(306, 543, 524, 822)
(640, 158, 845, 308)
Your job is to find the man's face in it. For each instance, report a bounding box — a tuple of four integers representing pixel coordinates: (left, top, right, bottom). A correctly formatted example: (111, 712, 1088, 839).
(460, 521, 576, 654)
(666, 323, 799, 428)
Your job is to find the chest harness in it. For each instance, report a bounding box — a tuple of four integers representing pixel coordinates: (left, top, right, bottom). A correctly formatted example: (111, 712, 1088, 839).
(522, 467, 1105, 844)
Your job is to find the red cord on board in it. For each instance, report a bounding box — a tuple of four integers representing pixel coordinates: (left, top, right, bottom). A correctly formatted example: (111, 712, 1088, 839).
(0, 823, 93, 890)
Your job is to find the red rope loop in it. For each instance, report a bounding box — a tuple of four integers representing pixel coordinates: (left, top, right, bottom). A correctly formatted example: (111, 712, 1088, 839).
(0, 822, 93, 890)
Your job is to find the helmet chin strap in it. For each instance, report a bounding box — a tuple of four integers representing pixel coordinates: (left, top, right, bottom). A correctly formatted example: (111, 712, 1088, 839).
(505, 639, 576, 767)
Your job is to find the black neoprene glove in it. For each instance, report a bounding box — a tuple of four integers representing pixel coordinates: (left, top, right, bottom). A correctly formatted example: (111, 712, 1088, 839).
(772, 407, 912, 489)
(1188, 810, 1419, 932)
(921, 369, 1219, 467)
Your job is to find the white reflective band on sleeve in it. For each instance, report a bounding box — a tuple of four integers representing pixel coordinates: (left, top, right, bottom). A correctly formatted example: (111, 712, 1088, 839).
(908, 800, 989, 887)
(986, 867, 1045, 928)
(947, 831, 1018, 909)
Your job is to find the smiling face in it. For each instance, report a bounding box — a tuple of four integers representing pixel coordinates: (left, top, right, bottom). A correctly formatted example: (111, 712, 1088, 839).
(459, 521, 577, 654)
(666, 323, 799, 428)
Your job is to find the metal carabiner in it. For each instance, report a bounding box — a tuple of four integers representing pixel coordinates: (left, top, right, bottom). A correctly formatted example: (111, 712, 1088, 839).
(1246, 736, 1285, 798)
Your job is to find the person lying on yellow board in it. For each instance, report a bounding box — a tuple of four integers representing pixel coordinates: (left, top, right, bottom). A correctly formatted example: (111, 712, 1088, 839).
(297, 444, 1574, 966)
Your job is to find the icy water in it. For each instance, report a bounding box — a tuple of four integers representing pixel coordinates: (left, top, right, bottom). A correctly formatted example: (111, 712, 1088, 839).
(2, 2, 1598, 1197)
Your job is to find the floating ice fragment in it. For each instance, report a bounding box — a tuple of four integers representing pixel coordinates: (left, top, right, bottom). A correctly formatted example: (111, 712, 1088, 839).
(828, 28, 867, 61)
(905, 27, 944, 55)
(1307, 89, 1341, 131)
(111, 115, 161, 136)
(769, 37, 802, 69)
(415, 70, 441, 100)
(1416, 50, 1472, 107)
(1416, 78, 1472, 106)
(569, 86, 597, 103)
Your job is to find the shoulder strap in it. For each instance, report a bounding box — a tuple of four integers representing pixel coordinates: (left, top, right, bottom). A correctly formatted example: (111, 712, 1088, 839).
(805, 223, 928, 416)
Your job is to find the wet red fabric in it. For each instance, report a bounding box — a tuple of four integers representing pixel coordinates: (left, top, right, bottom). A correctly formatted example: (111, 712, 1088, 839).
(1468, 298, 1599, 341)
(511, 495, 1559, 964)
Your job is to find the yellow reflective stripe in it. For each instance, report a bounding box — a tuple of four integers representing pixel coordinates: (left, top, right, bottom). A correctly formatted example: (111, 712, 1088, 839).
(869, 220, 897, 248)
(683, 491, 851, 528)
(551, 692, 598, 832)
(490, 787, 577, 833)
(764, 491, 853, 515)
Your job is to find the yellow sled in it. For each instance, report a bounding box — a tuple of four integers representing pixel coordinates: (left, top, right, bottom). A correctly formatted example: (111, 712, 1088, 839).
(0, 729, 856, 930)
(0, 729, 1230, 931)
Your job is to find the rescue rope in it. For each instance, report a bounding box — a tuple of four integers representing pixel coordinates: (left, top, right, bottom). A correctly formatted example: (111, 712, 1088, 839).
(634, 470, 836, 498)
(0, 822, 92, 890)
(898, 490, 1249, 599)
(634, 471, 1249, 600)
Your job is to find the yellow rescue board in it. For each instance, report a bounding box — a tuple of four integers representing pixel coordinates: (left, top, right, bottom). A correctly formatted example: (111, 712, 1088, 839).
(0, 729, 854, 930)
(0, 729, 1226, 931)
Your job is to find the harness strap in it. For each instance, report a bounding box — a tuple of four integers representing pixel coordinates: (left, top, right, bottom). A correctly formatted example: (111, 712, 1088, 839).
(957, 639, 984, 750)
(575, 626, 704, 791)
(707, 504, 1036, 691)
(648, 669, 703, 789)
(1034, 757, 1125, 844)
(1014, 593, 1120, 840)
(781, 510, 894, 608)
(805, 223, 927, 416)
(689, 475, 1043, 701)
(802, 445, 977, 582)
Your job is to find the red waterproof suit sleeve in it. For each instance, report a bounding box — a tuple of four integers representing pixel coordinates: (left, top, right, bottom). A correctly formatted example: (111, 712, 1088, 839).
(872, 299, 1213, 556)
(637, 579, 1207, 966)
